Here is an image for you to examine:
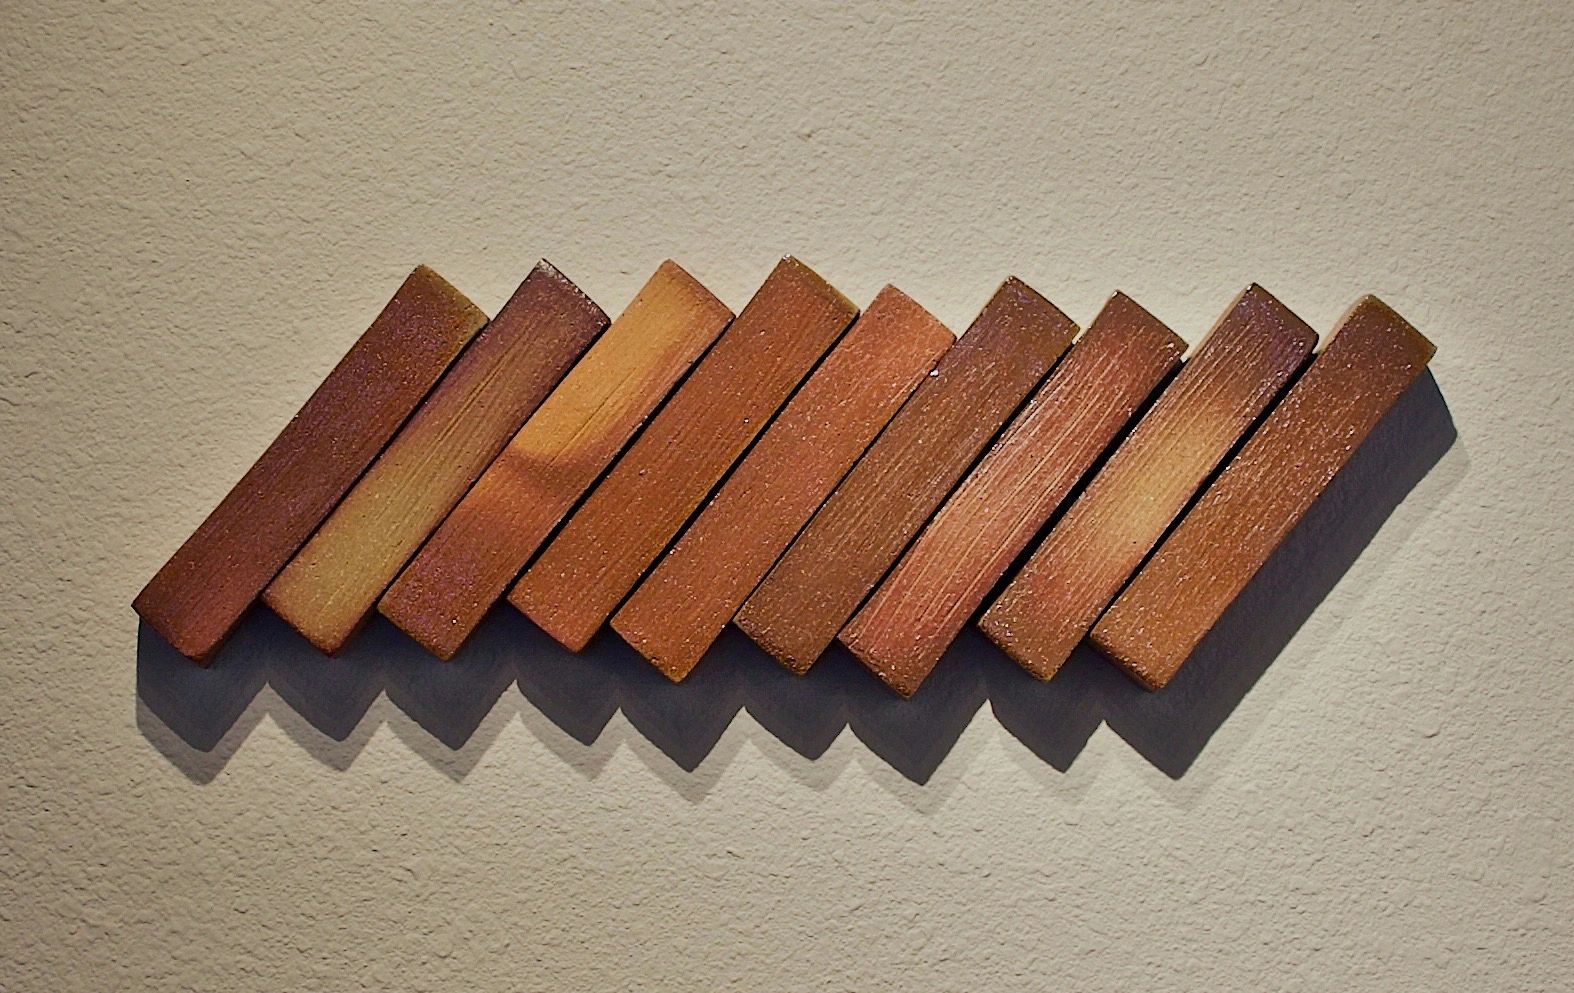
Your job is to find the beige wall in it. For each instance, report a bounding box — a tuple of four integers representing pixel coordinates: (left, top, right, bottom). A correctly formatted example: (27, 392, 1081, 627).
(4, 1, 1570, 989)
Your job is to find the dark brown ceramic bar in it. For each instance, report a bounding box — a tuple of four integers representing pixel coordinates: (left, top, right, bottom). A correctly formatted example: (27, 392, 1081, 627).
(735, 277, 1076, 674)
(606, 286, 955, 678)
(1091, 295, 1436, 690)
(385, 259, 843, 657)
(483, 259, 857, 656)
(840, 293, 1184, 697)
(257, 264, 628, 655)
(979, 285, 1316, 679)
(132, 266, 488, 664)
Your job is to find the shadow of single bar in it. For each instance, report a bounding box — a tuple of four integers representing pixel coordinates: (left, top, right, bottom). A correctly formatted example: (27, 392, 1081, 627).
(611, 628, 745, 773)
(382, 615, 516, 752)
(266, 615, 387, 742)
(843, 630, 990, 784)
(983, 640, 1123, 771)
(135, 372, 1456, 785)
(738, 634, 857, 761)
(509, 609, 621, 746)
(137, 614, 269, 753)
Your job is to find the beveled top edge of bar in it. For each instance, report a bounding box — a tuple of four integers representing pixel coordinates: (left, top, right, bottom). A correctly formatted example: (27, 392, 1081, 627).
(1166, 284, 1318, 361)
(406, 264, 489, 324)
(866, 284, 955, 340)
(991, 276, 1078, 336)
(530, 258, 610, 326)
(1091, 291, 1187, 357)
(1236, 283, 1318, 349)
(1099, 290, 1166, 331)
(775, 256, 860, 321)
(651, 259, 736, 324)
(1335, 294, 1438, 363)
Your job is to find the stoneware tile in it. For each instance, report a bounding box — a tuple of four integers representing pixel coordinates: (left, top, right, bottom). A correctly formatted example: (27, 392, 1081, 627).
(602, 286, 954, 676)
(736, 276, 1076, 674)
(840, 292, 1184, 697)
(980, 284, 1316, 680)
(259, 262, 617, 655)
(1091, 295, 1436, 690)
(132, 265, 488, 664)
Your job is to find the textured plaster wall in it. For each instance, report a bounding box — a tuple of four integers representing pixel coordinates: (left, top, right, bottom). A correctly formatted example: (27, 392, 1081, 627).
(3, 1, 1571, 990)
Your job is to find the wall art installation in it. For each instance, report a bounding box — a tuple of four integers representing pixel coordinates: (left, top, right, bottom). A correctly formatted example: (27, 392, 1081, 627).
(134, 258, 1437, 697)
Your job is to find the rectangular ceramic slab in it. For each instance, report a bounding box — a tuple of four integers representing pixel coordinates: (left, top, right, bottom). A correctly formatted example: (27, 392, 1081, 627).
(132, 266, 488, 663)
(840, 293, 1185, 697)
(605, 285, 955, 677)
(1090, 295, 1436, 690)
(735, 276, 1077, 674)
(979, 284, 1316, 679)
(262, 262, 613, 655)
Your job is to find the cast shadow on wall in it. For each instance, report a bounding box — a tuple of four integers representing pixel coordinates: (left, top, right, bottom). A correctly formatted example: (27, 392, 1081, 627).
(137, 372, 1457, 788)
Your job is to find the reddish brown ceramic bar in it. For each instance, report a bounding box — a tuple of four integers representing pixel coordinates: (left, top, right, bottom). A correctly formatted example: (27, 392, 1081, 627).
(735, 277, 1076, 674)
(261, 263, 613, 655)
(979, 285, 1316, 680)
(607, 286, 954, 678)
(840, 293, 1185, 697)
(481, 259, 856, 657)
(1091, 295, 1436, 690)
(132, 266, 488, 664)
(384, 259, 849, 657)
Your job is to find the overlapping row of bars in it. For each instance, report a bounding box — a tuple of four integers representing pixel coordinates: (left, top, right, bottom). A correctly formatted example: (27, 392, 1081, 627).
(134, 258, 1436, 696)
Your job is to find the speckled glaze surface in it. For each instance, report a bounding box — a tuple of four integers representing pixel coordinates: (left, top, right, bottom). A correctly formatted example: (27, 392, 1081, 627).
(131, 266, 487, 663)
(841, 293, 1184, 697)
(736, 276, 1076, 673)
(980, 284, 1315, 679)
(260, 262, 608, 655)
(1092, 295, 1436, 689)
(609, 286, 953, 679)
(498, 258, 855, 656)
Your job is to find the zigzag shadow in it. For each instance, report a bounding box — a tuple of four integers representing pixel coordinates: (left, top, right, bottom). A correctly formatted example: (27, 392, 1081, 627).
(137, 372, 1457, 788)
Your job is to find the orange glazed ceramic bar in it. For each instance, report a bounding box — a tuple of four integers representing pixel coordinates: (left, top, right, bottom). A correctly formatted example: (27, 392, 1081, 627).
(1091, 295, 1436, 690)
(376, 261, 731, 659)
(735, 277, 1077, 674)
(133, 266, 488, 664)
(260, 263, 616, 654)
(840, 293, 1184, 697)
(477, 258, 855, 657)
(979, 285, 1316, 680)
(607, 286, 954, 678)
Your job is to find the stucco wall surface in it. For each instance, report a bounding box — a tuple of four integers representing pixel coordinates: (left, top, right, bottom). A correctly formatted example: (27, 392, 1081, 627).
(2, 2, 1570, 990)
